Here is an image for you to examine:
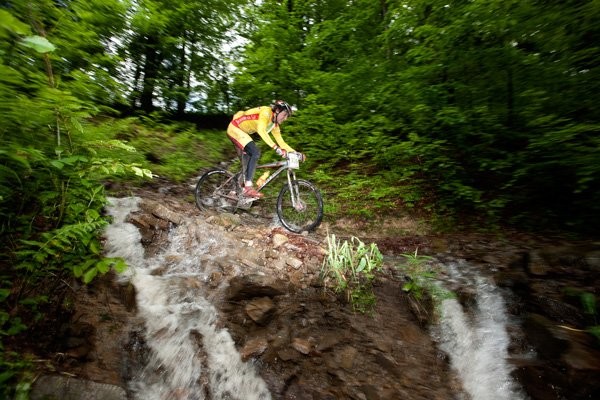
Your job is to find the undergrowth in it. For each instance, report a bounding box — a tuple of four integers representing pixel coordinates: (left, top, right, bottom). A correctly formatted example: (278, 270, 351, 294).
(321, 234, 383, 314)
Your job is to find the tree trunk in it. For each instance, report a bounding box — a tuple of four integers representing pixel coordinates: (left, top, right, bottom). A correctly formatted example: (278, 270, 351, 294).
(176, 38, 188, 116)
(140, 35, 162, 113)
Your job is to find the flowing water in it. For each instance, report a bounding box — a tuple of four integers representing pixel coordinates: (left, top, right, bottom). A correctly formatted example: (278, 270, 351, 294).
(104, 197, 271, 400)
(433, 260, 527, 400)
(104, 196, 527, 400)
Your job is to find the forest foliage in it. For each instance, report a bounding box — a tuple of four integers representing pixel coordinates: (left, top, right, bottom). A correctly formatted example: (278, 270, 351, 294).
(1, 0, 599, 396)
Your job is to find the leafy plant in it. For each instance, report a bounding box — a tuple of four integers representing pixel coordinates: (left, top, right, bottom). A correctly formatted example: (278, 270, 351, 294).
(395, 249, 454, 318)
(321, 234, 383, 313)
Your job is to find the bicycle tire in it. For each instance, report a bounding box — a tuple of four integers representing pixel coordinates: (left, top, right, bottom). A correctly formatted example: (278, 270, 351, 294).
(195, 169, 239, 211)
(276, 179, 323, 233)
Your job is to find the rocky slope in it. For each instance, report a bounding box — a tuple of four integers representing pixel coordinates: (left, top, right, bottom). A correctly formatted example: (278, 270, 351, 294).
(29, 180, 600, 400)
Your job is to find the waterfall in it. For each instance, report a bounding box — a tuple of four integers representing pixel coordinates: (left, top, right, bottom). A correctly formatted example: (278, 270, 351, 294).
(103, 197, 271, 400)
(434, 260, 527, 400)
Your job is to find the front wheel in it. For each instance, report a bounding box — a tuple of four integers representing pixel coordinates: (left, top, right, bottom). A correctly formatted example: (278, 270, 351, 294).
(195, 169, 238, 211)
(276, 179, 323, 233)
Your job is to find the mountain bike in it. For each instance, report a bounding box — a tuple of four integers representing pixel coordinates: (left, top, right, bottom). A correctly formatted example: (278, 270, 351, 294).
(194, 152, 323, 233)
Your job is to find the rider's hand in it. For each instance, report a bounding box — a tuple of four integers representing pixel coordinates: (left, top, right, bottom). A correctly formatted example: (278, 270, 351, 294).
(299, 152, 307, 162)
(274, 146, 287, 158)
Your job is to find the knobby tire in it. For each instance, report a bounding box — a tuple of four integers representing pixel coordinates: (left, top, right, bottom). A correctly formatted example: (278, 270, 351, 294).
(276, 179, 323, 233)
(194, 169, 238, 211)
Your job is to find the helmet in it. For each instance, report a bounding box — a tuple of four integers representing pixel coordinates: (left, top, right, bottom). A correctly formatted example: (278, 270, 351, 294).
(271, 100, 293, 116)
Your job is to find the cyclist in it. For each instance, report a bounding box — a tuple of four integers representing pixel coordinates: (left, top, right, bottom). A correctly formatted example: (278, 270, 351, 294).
(226, 100, 303, 199)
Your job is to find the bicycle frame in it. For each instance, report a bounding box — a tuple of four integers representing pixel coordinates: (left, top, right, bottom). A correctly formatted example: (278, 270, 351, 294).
(240, 153, 303, 209)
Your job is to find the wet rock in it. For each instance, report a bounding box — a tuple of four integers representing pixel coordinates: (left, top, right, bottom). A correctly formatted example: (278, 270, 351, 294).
(551, 325, 600, 371)
(283, 379, 316, 400)
(245, 297, 276, 325)
(337, 345, 358, 369)
(30, 375, 127, 400)
(529, 293, 583, 326)
(316, 333, 341, 352)
(291, 337, 313, 355)
(208, 271, 222, 288)
(522, 313, 569, 361)
(214, 212, 242, 228)
(374, 352, 401, 378)
(114, 281, 137, 312)
(127, 212, 167, 230)
(359, 384, 381, 400)
(513, 364, 569, 400)
(240, 337, 269, 361)
(225, 274, 286, 301)
(526, 251, 550, 276)
(139, 198, 183, 225)
(278, 347, 300, 361)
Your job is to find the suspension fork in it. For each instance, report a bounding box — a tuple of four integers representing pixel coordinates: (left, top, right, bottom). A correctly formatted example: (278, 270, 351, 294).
(286, 169, 301, 208)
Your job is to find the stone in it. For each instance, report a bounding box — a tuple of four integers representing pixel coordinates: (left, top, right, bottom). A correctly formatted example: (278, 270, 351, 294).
(277, 348, 300, 361)
(337, 345, 358, 369)
(272, 233, 289, 248)
(30, 375, 127, 400)
(526, 251, 549, 276)
(291, 337, 313, 355)
(245, 297, 276, 325)
(139, 199, 183, 225)
(286, 256, 304, 269)
(374, 352, 401, 377)
(316, 333, 340, 352)
(225, 274, 286, 301)
(240, 337, 269, 361)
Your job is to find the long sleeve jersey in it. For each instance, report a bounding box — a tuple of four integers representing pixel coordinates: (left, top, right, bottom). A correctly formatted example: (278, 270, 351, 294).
(228, 106, 295, 152)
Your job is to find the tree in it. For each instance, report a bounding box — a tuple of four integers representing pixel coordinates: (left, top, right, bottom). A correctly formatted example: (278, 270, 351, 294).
(124, 0, 248, 113)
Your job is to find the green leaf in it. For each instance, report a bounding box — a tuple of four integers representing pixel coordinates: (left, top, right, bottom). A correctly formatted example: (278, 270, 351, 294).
(0, 289, 10, 302)
(356, 258, 366, 272)
(83, 267, 98, 283)
(0, 370, 15, 384)
(20, 35, 56, 53)
(50, 160, 64, 169)
(0, 10, 30, 37)
(111, 258, 128, 273)
(96, 259, 110, 274)
(88, 239, 100, 255)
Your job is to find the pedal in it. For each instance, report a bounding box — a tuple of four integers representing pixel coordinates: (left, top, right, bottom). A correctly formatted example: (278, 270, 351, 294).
(237, 197, 256, 209)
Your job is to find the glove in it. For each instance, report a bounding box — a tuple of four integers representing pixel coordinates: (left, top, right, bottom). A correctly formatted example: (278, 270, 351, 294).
(299, 152, 307, 162)
(274, 146, 287, 158)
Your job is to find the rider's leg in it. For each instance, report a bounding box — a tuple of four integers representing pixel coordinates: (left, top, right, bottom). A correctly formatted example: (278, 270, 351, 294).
(243, 141, 261, 186)
(226, 125, 263, 198)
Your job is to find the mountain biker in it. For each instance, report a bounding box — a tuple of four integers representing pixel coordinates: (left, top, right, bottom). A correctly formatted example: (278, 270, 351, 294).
(226, 100, 304, 199)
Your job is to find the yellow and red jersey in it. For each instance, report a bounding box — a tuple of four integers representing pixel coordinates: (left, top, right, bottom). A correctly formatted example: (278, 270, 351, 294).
(227, 106, 295, 152)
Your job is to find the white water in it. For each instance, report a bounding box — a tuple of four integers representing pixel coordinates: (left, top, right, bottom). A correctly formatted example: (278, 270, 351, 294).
(434, 260, 527, 400)
(103, 197, 271, 400)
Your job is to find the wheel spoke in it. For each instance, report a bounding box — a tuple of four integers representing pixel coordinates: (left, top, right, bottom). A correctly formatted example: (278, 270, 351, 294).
(195, 170, 238, 210)
(277, 180, 323, 232)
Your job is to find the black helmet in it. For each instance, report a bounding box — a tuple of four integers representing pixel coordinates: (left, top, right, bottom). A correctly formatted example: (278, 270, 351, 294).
(271, 100, 293, 115)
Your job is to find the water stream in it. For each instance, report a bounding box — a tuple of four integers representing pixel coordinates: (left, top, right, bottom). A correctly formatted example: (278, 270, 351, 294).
(433, 260, 527, 400)
(104, 196, 527, 400)
(104, 197, 271, 400)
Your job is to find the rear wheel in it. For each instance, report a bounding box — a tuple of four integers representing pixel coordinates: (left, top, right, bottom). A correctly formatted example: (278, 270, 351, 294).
(195, 169, 238, 211)
(276, 179, 323, 233)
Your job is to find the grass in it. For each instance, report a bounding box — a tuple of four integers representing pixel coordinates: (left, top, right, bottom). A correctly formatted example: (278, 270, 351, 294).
(320, 234, 384, 313)
(395, 249, 455, 319)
